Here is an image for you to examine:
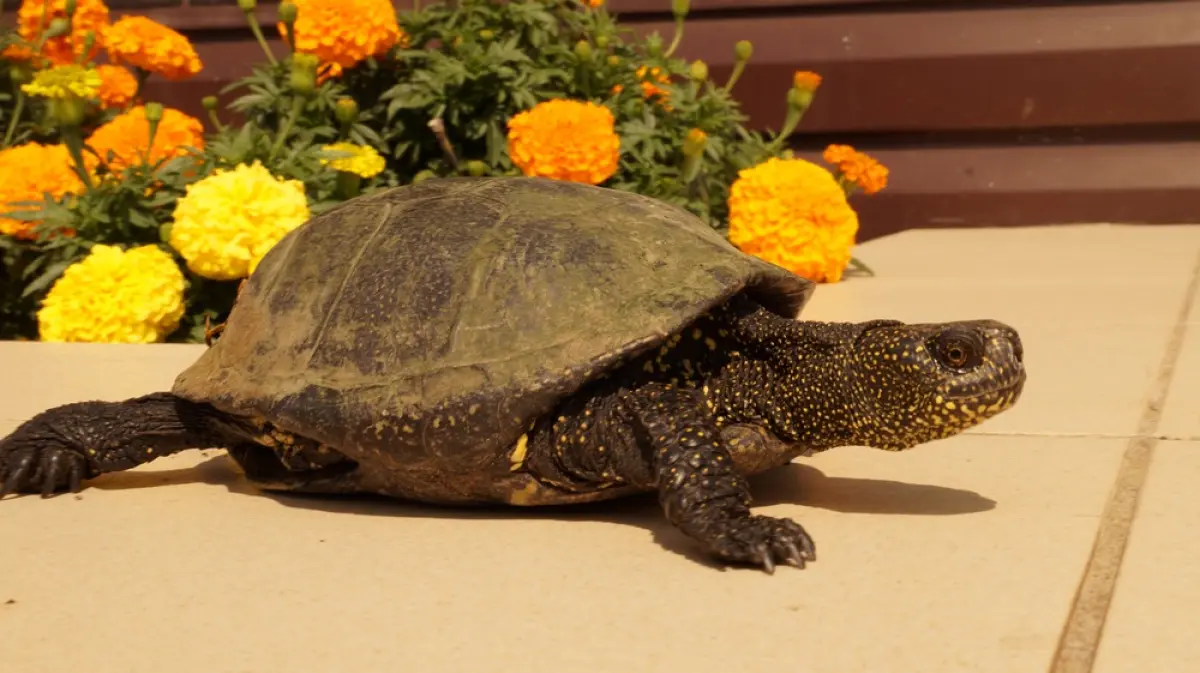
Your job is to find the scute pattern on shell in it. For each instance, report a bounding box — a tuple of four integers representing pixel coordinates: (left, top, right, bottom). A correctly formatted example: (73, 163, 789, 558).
(170, 177, 813, 502)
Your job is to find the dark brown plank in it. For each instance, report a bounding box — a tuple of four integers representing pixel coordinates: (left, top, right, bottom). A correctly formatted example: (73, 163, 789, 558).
(628, 0, 1200, 132)
(814, 142, 1200, 240)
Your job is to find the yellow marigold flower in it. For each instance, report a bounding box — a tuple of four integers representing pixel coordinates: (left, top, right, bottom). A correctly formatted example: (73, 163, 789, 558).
(822, 143, 889, 195)
(95, 64, 137, 109)
(0, 142, 84, 240)
(169, 162, 311, 280)
(16, 0, 109, 65)
(321, 142, 386, 178)
(506, 99, 620, 185)
(727, 157, 859, 283)
(38, 245, 185, 343)
(85, 105, 205, 172)
(105, 16, 203, 81)
(20, 64, 101, 99)
(792, 70, 822, 92)
(282, 0, 406, 69)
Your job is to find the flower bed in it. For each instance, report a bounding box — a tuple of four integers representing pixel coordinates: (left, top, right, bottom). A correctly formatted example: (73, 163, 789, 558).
(0, 0, 887, 343)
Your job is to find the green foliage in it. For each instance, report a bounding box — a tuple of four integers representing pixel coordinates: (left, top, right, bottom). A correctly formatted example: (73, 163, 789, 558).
(0, 0, 850, 343)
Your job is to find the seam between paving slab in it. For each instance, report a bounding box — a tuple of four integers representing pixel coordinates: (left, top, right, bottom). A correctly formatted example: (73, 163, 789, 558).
(1048, 247, 1200, 673)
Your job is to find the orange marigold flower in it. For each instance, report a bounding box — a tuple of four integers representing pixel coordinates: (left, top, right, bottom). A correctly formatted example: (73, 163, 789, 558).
(506, 99, 620, 185)
(105, 16, 203, 81)
(635, 65, 672, 107)
(0, 142, 84, 240)
(727, 157, 859, 283)
(95, 64, 137, 109)
(2, 43, 37, 62)
(85, 105, 205, 173)
(16, 0, 110, 65)
(792, 70, 822, 92)
(586, 0, 604, 7)
(282, 0, 407, 69)
(823, 143, 889, 195)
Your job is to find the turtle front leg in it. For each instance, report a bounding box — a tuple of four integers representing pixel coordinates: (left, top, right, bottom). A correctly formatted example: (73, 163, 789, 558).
(630, 384, 816, 572)
(0, 392, 238, 498)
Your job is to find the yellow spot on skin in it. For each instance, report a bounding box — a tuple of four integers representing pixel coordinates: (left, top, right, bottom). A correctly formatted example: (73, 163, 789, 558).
(509, 434, 529, 471)
(704, 338, 717, 351)
(692, 328, 702, 339)
(643, 361, 654, 373)
(506, 480, 541, 505)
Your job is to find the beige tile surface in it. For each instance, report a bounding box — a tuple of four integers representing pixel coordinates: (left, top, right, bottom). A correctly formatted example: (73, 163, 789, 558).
(0, 422, 1125, 673)
(1, 223, 1197, 672)
(1158, 313, 1200, 441)
(1092, 441, 1200, 673)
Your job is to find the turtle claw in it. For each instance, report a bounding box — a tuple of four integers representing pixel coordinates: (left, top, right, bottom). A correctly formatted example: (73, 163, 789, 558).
(0, 445, 88, 499)
(708, 514, 817, 573)
(0, 452, 33, 499)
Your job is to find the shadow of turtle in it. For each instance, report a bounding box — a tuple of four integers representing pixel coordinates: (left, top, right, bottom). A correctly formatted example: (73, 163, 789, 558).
(88, 453, 995, 568)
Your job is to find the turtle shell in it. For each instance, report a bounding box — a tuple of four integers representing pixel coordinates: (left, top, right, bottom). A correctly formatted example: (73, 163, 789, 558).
(172, 177, 813, 491)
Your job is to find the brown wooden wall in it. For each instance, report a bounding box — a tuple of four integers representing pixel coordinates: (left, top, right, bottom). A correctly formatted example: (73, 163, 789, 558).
(6, 0, 1200, 240)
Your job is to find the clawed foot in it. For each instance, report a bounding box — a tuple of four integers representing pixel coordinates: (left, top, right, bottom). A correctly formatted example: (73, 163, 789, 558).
(708, 515, 817, 573)
(0, 445, 88, 499)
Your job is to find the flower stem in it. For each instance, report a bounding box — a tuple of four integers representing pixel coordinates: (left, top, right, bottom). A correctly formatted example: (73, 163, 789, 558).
(664, 18, 685, 58)
(769, 106, 805, 154)
(268, 96, 305, 162)
(336, 171, 362, 199)
(723, 60, 746, 93)
(245, 12, 279, 66)
(62, 127, 94, 191)
(133, 67, 150, 101)
(2, 92, 26, 149)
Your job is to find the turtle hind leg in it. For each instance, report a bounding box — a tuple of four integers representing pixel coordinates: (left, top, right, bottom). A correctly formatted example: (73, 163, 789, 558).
(0, 392, 242, 499)
(227, 440, 361, 496)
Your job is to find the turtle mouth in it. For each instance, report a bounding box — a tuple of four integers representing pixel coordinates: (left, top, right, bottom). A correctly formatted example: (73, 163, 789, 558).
(943, 362, 1026, 407)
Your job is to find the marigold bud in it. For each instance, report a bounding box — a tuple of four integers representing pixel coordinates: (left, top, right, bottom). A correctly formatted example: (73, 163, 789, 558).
(412, 170, 436, 184)
(672, 0, 690, 19)
(478, 29, 494, 41)
(44, 18, 71, 39)
(787, 87, 812, 111)
(144, 102, 164, 122)
(466, 160, 488, 177)
(237, 0, 256, 12)
(8, 65, 31, 85)
(607, 55, 620, 67)
(682, 128, 707, 158)
(289, 53, 318, 94)
(334, 97, 359, 125)
(645, 33, 663, 57)
(277, 1, 297, 23)
(689, 60, 708, 81)
(574, 40, 592, 60)
(735, 40, 753, 61)
(595, 35, 610, 49)
(201, 96, 219, 111)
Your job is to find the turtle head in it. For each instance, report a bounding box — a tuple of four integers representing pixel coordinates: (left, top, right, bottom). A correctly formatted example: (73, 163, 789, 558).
(845, 319, 1026, 450)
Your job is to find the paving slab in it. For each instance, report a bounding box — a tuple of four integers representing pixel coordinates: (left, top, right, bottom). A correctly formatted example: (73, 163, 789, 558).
(1092, 441, 1200, 673)
(0, 223, 1193, 672)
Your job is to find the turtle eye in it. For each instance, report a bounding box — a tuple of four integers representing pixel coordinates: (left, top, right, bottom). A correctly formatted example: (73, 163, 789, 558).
(931, 330, 983, 370)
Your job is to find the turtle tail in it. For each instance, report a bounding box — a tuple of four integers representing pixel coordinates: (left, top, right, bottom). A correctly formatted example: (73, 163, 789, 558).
(0, 392, 243, 499)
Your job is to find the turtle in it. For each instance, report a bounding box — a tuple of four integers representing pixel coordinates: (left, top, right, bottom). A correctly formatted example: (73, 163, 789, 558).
(0, 176, 1026, 572)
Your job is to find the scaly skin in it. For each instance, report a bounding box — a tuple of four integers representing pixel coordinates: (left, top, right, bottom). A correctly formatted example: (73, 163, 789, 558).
(519, 297, 1025, 571)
